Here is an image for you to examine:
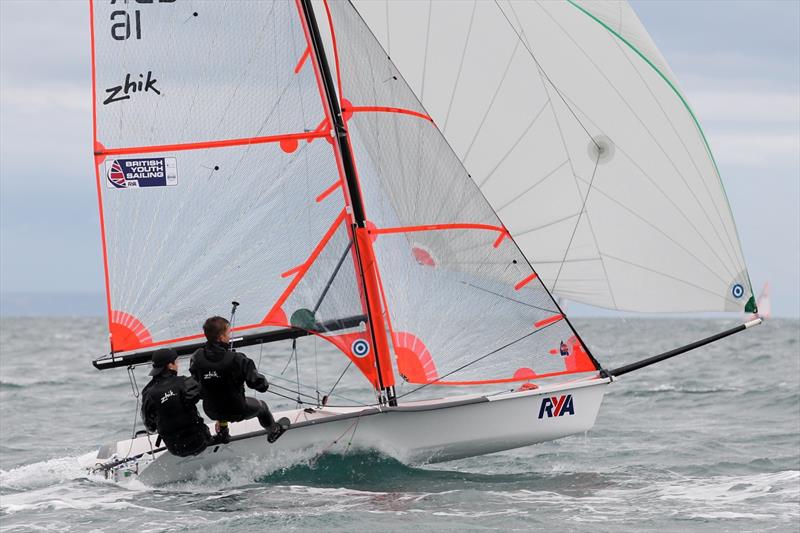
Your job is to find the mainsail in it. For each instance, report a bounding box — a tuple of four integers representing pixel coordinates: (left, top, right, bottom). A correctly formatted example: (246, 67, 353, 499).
(351, 0, 756, 314)
(89, 0, 601, 392)
(89, 0, 390, 389)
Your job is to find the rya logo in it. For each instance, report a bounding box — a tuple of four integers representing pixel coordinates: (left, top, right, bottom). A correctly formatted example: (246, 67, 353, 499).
(160, 390, 176, 404)
(204, 371, 219, 380)
(538, 394, 575, 418)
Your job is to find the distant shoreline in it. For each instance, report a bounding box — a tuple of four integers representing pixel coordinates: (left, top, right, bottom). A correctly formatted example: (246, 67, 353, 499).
(2, 292, 797, 319)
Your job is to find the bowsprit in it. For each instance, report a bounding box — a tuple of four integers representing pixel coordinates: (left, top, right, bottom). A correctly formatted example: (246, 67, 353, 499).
(538, 395, 575, 418)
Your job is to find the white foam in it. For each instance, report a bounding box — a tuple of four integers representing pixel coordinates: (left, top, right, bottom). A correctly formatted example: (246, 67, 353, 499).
(0, 452, 98, 492)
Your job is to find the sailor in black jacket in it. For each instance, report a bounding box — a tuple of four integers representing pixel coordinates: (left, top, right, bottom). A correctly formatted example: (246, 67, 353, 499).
(141, 348, 212, 457)
(190, 316, 287, 443)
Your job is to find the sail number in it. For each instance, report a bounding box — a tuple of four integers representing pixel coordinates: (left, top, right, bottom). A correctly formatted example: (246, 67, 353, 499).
(109, 0, 176, 41)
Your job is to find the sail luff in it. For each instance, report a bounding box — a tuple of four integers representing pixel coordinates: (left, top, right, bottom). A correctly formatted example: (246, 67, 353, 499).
(89, 0, 114, 354)
(298, 0, 397, 399)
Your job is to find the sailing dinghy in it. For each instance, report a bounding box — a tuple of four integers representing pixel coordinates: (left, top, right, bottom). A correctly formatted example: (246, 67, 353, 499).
(86, 0, 762, 484)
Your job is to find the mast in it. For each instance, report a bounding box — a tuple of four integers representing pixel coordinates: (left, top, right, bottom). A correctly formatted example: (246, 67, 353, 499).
(299, 0, 397, 405)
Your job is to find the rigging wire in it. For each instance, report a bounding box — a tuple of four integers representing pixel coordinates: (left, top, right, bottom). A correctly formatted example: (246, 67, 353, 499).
(314, 336, 320, 406)
(324, 361, 352, 406)
(261, 370, 368, 406)
(494, 0, 599, 150)
(249, 341, 265, 399)
(551, 153, 601, 294)
(293, 338, 301, 408)
(123, 366, 142, 460)
(279, 340, 296, 375)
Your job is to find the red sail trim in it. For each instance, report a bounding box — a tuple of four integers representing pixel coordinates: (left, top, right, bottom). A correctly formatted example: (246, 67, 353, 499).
(369, 223, 506, 236)
(280, 265, 305, 279)
(322, 0, 343, 98)
(261, 209, 348, 324)
(263, 306, 288, 326)
(393, 331, 438, 383)
(97, 131, 329, 156)
(316, 180, 343, 203)
(514, 272, 538, 291)
(294, 45, 310, 74)
(348, 106, 434, 123)
(113, 320, 269, 352)
(492, 230, 509, 248)
(110, 310, 153, 352)
(323, 331, 380, 387)
(307, 117, 331, 144)
(534, 314, 564, 328)
(89, 0, 114, 349)
(355, 227, 396, 388)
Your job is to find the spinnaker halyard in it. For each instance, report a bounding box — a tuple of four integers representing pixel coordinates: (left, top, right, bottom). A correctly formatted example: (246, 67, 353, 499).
(86, 0, 761, 485)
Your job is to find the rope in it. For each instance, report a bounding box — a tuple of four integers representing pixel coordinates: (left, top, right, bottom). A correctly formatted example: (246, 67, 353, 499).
(123, 366, 142, 459)
(310, 411, 364, 463)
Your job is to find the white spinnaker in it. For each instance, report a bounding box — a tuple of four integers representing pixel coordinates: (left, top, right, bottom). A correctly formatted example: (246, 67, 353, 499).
(351, 0, 753, 313)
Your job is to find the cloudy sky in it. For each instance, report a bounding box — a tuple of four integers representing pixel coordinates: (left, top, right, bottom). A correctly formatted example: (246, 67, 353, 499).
(1, 0, 798, 317)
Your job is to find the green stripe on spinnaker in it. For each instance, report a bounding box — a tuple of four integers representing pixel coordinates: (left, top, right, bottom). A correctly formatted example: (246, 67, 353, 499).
(565, 0, 756, 302)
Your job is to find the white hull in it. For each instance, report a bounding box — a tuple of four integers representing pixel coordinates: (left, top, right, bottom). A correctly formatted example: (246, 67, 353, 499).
(87, 378, 609, 485)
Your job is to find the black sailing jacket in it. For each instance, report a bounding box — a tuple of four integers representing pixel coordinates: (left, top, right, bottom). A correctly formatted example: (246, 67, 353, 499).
(141, 369, 210, 456)
(189, 341, 269, 419)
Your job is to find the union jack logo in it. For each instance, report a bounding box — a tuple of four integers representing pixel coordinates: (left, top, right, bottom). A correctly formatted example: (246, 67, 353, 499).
(107, 160, 126, 188)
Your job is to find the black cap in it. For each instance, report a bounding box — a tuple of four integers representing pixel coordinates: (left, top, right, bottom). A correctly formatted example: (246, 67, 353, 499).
(149, 348, 178, 375)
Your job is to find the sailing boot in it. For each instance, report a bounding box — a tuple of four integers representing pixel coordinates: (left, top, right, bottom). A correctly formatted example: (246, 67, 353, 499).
(215, 421, 231, 444)
(267, 417, 290, 443)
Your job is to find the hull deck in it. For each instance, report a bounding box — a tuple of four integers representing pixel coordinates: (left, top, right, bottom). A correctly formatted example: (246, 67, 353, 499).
(87, 377, 610, 484)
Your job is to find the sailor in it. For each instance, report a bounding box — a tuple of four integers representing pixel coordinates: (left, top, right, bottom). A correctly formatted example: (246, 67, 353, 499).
(190, 316, 287, 444)
(141, 348, 213, 457)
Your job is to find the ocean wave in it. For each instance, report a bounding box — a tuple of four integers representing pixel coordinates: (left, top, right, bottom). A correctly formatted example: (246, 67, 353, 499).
(0, 453, 99, 493)
(620, 383, 741, 395)
(0, 379, 69, 389)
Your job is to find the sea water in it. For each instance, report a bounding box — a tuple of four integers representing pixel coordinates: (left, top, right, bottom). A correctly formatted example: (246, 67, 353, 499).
(0, 317, 798, 532)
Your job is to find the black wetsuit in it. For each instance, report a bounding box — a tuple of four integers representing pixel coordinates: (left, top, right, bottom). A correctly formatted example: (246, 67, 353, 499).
(141, 369, 211, 457)
(189, 341, 275, 429)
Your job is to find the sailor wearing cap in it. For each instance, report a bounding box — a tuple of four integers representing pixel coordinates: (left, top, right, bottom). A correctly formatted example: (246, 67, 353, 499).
(141, 348, 214, 457)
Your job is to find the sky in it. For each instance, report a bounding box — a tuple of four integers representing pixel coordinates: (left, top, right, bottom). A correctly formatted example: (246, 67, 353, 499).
(0, 0, 798, 318)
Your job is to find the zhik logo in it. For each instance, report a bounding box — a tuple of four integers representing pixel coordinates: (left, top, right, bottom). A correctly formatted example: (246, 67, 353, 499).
(538, 394, 575, 418)
(203, 371, 220, 380)
(160, 390, 176, 404)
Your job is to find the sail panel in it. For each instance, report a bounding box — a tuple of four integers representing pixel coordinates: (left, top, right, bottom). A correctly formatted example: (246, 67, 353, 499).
(326, 1, 598, 385)
(351, 0, 753, 313)
(95, 140, 347, 351)
(92, 0, 319, 149)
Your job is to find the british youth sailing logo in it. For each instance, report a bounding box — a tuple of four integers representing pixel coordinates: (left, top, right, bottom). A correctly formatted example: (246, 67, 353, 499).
(106, 157, 178, 188)
(538, 394, 575, 418)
